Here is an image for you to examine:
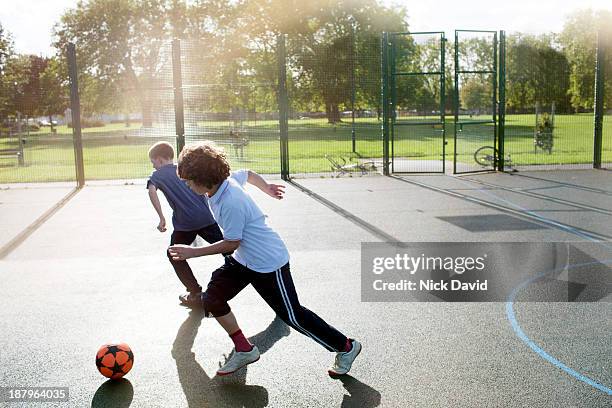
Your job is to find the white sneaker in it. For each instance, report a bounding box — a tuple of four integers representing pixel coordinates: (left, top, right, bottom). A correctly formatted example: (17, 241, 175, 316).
(328, 339, 362, 376)
(216, 346, 260, 376)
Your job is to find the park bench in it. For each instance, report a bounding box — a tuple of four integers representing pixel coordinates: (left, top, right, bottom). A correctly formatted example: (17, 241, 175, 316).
(189, 129, 250, 161)
(0, 137, 25, 166)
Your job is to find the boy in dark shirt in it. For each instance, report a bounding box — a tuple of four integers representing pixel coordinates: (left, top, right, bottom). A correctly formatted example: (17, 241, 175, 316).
(147, 141, 227, 304)
(169, 142, 361, 376)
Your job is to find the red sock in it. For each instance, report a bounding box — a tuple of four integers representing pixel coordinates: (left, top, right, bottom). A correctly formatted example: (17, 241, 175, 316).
(344, 338, 352, 352)
(230, 329, 253, 353)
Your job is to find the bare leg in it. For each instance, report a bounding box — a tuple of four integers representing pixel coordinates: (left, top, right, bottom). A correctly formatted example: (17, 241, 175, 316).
(215, 311, 240, 335)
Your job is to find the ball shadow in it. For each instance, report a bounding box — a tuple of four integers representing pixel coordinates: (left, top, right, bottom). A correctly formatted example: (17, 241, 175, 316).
(91, 378, 134, 408)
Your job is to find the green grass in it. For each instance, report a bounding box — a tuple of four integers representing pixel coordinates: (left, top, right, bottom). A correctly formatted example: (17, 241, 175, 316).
(1, 114, 610, 183)
(28, 122, 145, 135)
(604, 114, 612, 164)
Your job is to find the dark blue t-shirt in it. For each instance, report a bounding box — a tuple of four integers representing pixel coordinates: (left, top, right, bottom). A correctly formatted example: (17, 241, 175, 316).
(147, 164, 215, 231)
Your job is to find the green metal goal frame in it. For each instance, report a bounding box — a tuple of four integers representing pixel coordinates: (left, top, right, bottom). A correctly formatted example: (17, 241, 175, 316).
(383, 32, 447, 174)
(453, 30, 498, 174)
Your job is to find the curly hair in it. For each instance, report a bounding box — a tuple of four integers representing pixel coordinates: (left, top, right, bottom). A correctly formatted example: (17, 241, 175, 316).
(177, 141, 231, 188)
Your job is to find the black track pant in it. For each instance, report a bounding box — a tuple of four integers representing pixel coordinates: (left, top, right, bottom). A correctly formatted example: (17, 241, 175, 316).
(201, 257, 347, 352)
(167, 223, 227, 293)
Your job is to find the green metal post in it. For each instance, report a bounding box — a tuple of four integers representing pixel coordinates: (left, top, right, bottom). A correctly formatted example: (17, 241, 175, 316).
(381, 32, 390, 176)
(440, 34, 446, 173)
(390, 34, 396, 173)
(453, 31, 459, 174)
(67, 43, 85, 187)
(277, 34, 290, 180)
(492, 32, 498, 170)
(593, 31, 605, 169)
(172, 39, 185, 154)
(498, 31, 506, 171)
(350, 17, 356, 153)
(18, 114, 25, 166)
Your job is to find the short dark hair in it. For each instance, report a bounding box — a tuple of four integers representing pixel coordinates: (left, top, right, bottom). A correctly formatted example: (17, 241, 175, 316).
(148, 141, 174, 160)
(177, 141, 230, 188)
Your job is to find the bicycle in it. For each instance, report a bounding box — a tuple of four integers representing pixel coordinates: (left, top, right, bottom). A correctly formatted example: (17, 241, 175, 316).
(325, 155, 377, 177)
(473, 146, 515, 170)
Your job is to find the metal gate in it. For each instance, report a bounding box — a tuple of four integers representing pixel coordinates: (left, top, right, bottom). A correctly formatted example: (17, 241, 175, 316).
(383, 32, 447, 173)
(453, 30, 499, 174)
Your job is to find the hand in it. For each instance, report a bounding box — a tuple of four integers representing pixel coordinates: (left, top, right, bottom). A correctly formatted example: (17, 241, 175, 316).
(265, 183, 285, 200)
(168, 245, 197, 261)
(157, 217, 167, 232)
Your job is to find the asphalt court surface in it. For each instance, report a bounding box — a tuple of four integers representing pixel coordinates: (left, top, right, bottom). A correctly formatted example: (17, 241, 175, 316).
(0, 170, 610, 407)
(0, 182, 76, 251)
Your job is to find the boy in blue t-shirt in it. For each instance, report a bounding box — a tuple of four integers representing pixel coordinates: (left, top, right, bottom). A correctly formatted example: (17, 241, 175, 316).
(147, 141, 229, 305)
(169, 142, 361, 377)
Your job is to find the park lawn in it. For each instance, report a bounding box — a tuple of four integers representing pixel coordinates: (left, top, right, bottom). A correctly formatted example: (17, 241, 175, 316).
(28, 122, 145, 135)
(604, 114, 612, 165)
(1, 114, 610, 183)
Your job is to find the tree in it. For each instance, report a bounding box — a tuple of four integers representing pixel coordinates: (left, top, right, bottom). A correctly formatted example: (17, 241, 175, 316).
(534, 40, 571, 113)
(600, 18, 612, 109)
(53, 0, 196, 126)
(1, 55, 33, 121)
(238, 0, 408, 123)
(454, 36, 495, 115)
(558, 9, 612, 112)
(506, 33, 571, 113)
(460, 77, 490, 113)
(0, 52, 69, 131)
(396, 36, 443, 114)
(10, 55, 48, 118)
(457, 36, 494, 73)
(289, 2, 407, 123)
(39, 57, 70, 131)
(0, 22, 15, 122)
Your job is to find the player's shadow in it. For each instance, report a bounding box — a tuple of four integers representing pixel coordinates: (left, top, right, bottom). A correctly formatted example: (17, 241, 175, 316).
(91, 378, 134, 408)
(336, 375, 381, 408)
(172, 309, 290, 408)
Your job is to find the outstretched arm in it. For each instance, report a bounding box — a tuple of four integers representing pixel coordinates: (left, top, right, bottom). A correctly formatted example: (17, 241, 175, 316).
(247, 170, 284, 199)
(169, 239, 240, 261)
(148, 184, 166, 232)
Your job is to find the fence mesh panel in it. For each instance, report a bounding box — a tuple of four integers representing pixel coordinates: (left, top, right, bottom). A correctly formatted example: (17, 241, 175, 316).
(180, 39, 280, 176)
(454, 31, 497, 173)
(78, 41, 176, 181)
(0, 60, 75, 184)
(4, 26, 612, 184)
(503, 33, 594, 170)
(389, 33, 445, 173)
(286, 29, 381, 177)
(603, 31, 612, 168)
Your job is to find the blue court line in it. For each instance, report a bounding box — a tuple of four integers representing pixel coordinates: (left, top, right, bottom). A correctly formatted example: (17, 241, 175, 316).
(506, 259, 612, 395)
(455, 177, 612, 394)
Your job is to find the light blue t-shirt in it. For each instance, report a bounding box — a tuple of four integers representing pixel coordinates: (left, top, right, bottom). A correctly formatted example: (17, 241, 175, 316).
(208, 170, 289, 273)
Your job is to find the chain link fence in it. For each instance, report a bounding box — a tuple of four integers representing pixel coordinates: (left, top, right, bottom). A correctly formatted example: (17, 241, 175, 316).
(79, 41, 176, 181)
(388, 32, 446, 174)
(603, 30, 612, 169)
(453, 31, 497, 174)
(0, 74, 75, 184)
(285, 28, 382, 177)
(1, 26, 610, 185)
(503, 32, 594, 170)
(180, 39, 281, 175)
